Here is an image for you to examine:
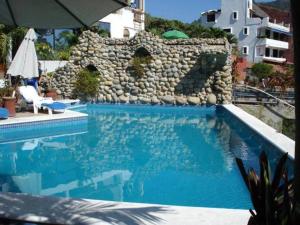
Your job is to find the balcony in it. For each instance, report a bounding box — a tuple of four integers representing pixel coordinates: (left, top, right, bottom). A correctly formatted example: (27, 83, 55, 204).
(262, 56, 287, 63)
(133, 10, 144, 23)
(261, 17, 290, 33)
(255, 56, 287, 63)
(257, 38, 289, 50)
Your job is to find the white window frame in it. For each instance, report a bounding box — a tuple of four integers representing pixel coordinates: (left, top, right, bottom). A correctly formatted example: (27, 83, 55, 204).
(223, 27, 233, 34)
(243, 26, 250, 35)
(232, 11, 238, 20)
(242, 46, 249, 55)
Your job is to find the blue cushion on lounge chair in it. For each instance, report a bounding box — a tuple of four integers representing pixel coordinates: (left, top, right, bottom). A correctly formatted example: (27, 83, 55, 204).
(0, 108, 9, 119)
(41, 102, 67, 110)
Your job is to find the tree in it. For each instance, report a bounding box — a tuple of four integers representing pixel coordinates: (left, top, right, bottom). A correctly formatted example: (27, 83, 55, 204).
(251, 63, 274, 79)
(145, 14, 238, 44)
(0, 24, 27, 64)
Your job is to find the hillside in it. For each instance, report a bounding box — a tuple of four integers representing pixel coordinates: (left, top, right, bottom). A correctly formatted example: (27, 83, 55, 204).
(257, 0, 290, 11)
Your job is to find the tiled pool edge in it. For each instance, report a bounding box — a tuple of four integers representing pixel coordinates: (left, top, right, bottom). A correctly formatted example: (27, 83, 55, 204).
(222, 104, 295, 159)
(0, 110, 88, 128)
(0, 192, 249, 225)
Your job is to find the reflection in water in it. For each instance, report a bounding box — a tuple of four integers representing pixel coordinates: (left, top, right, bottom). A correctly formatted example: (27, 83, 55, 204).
(0, 105, 291, 209)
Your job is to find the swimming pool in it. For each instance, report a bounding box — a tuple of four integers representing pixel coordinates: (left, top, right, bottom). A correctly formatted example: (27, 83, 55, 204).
(0, 105, 292, 209)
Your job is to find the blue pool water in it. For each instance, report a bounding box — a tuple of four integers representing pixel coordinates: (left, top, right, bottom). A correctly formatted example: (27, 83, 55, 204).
(0, 105, 292, 209)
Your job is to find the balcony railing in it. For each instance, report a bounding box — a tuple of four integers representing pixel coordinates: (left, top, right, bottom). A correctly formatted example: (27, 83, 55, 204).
(133, 10, 144, 23)
(257, 38, 289, 49)
(261, 17, 291, 33)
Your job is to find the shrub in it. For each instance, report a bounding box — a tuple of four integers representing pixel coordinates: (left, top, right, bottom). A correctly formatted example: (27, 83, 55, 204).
(55, 49, 71, 60)
(0, 33, 10, 64)
(251, 63, 274, 79)
(35, 42, 55, 60)
(236, 151, 295, 225)
(73, 69, 100, 101)
(131, 56, 152, 78)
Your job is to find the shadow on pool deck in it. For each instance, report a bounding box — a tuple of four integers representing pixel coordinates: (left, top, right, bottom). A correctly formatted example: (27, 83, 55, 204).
(0, 193, 170, 225)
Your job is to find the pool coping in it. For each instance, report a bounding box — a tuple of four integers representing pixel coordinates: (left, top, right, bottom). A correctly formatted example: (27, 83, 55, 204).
(0, 110, 88, 128)
(0, 192, 249, 225)
(222, 104, 295, 159)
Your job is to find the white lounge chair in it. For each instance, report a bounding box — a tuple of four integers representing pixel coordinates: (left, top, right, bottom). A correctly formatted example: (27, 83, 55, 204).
(18, 86, 67, 115)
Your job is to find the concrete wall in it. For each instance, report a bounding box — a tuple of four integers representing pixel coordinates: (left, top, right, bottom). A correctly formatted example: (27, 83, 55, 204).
(52, 31, 232, 105)
(202, 0, 263, 63)
(100, 4, 144, 39)
(39, 60, 68, 74)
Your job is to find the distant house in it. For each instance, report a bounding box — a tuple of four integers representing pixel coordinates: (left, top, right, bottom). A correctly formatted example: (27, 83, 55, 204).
(200, 0, 292, 64)
(99, 0, 145, 39)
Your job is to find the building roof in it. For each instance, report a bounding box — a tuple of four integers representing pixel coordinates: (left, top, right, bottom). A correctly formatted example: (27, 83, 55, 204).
(252, 3, 269, 18)
(201, 9, 221, 15)
(257, 4, 292, 24)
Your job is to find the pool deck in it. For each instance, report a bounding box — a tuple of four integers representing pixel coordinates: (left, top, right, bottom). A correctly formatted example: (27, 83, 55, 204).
(0, 109, 88, 127)
(223, 104, 295, 158)
(0, 193, 249, 225)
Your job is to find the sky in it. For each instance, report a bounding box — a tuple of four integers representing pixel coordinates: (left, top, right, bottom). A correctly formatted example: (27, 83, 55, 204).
(146, 0, 273, 23)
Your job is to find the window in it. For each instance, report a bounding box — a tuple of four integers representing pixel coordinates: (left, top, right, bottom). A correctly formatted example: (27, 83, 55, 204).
(99, 22, 111, 32)
(265, 29, 271, 38)
(265, 48, 270, 57)
(273, 32, 279, 40)
(233, 11, 238, 20)
(273, 49, 279, 58)
(207, 13, 216, 22)
(123, 29, 130, 39)
(243, 27, 249, 35)
(242, 46, 249, 55)
(279, 50, 284, 58)
(223, 28, 232, 34)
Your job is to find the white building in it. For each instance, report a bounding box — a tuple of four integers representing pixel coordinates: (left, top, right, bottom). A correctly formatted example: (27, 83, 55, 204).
(201, 0, 291, 64)
(100, 0, 145, 39)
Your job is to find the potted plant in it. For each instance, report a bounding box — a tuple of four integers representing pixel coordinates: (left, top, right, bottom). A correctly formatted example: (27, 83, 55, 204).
(44, 72, 58, 100)
(0, 85, 16, 117)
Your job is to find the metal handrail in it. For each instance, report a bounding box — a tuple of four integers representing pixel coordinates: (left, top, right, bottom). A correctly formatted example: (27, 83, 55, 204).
(233, 84, 295, 109)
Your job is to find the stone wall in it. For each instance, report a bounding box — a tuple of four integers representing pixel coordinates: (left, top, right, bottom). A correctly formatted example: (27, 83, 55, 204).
(52, 31, 232, 105)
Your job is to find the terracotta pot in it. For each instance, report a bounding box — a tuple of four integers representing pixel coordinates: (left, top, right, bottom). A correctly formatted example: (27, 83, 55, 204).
(46, 90, 58, 100)
(3, 97, 16, 117)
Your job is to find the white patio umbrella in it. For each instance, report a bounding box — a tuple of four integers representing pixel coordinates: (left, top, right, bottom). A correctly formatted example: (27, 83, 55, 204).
(0, 0, 128, 29)
(7, 28, 38, 79)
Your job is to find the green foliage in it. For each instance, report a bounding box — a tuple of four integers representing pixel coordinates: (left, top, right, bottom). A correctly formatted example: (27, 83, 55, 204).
(73, 69, 100, 101)
(56, 30, 78, 49)
(131, 56, 152, 78)
(0, 25, 27, 64)
(9, 27, 28, 55)
(35, 42, 55, 60)
(0, 33, 10, 64)
(35, 30, 77, 61)
(55, 49, 71, 60)
(145, 14, 238, 44)
(96, 29, 110, 38)
(236, 151, 295, 225)
(252, 63, 274, 79)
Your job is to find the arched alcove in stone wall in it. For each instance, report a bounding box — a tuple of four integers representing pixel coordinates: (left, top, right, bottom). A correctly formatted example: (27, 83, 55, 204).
(86, 64, 98, 73)
(133, 46, 152, 58)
